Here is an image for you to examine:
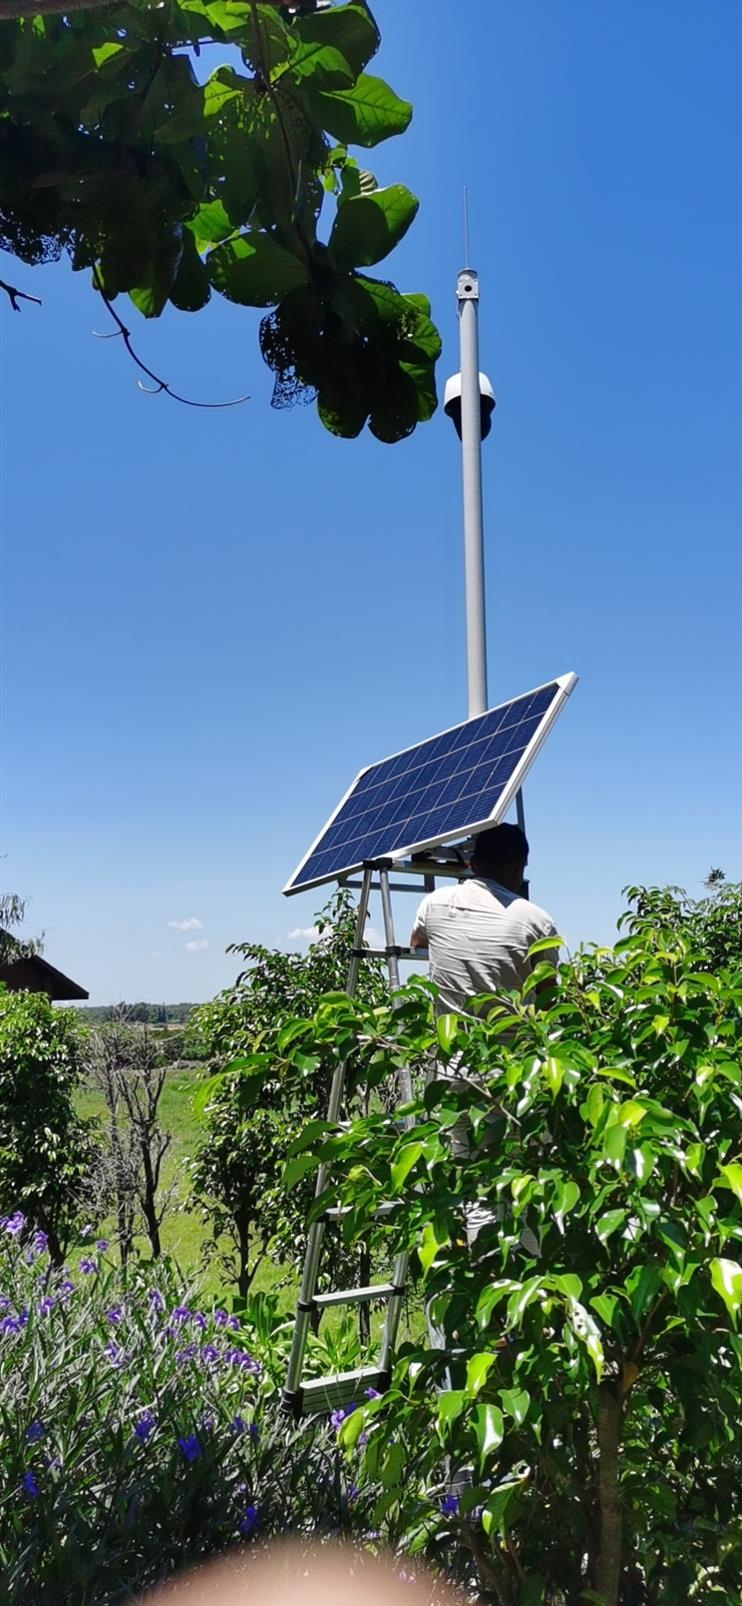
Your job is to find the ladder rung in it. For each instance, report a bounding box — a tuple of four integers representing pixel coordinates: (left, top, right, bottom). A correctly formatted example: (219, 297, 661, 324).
(325, 1200, 401, 1220)
(355, 946, 428, 961)
(299, 1366, 382, 1414)
(314, 1282, 397, 1309)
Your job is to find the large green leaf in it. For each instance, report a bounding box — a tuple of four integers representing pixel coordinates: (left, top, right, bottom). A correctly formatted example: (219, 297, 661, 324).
(209, 231, 308, 307)
(294, 4, 380, 78)
(710, 1257, 742, 1324)
(329, 184, 418, 270)
(474, 1403, 504, 1468)
(310, 74, 412, 148)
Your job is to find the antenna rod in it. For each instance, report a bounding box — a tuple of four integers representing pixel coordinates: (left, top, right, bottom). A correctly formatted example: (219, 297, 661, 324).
(457, 266, 488, 718)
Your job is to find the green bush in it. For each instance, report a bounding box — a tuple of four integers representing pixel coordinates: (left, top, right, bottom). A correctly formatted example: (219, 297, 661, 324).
(0, 989, 95, 1262)
(279, 889, 742, 1604)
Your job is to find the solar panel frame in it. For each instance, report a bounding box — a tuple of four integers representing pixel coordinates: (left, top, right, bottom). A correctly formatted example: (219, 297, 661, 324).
(284, 672, 577, 895)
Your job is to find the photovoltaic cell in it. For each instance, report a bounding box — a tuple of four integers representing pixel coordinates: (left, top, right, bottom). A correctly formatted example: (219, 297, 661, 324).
(284, 674, 576, 894)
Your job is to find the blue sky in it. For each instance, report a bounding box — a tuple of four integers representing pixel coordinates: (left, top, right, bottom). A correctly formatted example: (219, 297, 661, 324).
(2, 0, 740, 1004)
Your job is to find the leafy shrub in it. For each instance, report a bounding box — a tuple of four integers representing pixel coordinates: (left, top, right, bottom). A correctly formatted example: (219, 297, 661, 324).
(279, 890, 742, 1604)
(0, 989, 95, 1262)
(0, 1218, 360, 1604)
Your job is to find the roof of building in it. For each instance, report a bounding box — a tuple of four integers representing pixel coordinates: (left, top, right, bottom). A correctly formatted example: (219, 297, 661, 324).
(0, 942, 89, 1002)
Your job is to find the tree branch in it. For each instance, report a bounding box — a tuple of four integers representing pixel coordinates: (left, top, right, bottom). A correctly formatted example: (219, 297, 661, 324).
(0, 278, 41, 312)
(0, 0, 118, 14)
(93, 269, 250, 410)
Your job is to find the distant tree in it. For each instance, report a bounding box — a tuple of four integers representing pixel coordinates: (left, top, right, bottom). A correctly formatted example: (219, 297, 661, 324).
(0, 892, 42, 967)
(0, 989, 94, 1261)
(190, 889, 387, 1308)
(88, 1012, 173, 1262)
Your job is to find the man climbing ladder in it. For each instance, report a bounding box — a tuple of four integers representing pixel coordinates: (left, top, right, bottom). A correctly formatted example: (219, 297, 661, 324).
(411, 822, 559, 1246)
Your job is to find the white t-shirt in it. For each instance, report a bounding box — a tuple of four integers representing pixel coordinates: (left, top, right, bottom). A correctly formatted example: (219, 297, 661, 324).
(411, 877, 558, 1017)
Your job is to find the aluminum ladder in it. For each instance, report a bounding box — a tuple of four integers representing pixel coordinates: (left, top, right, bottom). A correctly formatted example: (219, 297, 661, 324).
(282, 858, 431, 1417)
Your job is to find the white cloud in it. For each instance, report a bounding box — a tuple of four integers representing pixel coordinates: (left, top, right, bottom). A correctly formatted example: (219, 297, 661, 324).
(151, 951, 162, 959)
(287, 924, 385, 949)
(185, 938, 209, 953)
(168, 916, 203, 931)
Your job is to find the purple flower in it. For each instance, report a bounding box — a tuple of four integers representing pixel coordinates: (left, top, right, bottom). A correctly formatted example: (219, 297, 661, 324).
(365, 1387, 381, 1399)
(213, 1308, 228, 1327)
(348, 1485, 360, 1502)
(80, 1258, 97, 1275)
(95, 1239, 109, 1252)
(17, 1309, 28, 1328)
(1, 1315, 21, 1335)
(440, 1493, 459, 1517)
(178, 1434, 201, 1463)
(59, 1279, 75, 1299)
(2, 1211, 26, 1237)
(33, 1231, 48, 1253)
(105, 1340, 130, 1369)
(134, 1411, 156, 1443)
(37, 1295, 55, 1316)
(175, 1342, 198, 1366)
(191, 1311, 207, 1332)
(171, 1305, 191, 1325)
(229, 1415, 246, 1435)
(22, 1471, 39, 1498)
(227, 1315, 240, 1332)
(201, 1412, 215, 1432)
(148, 1289, 165, 1314)
(248, 1422, 259, 1440)
(25, 1421, 44, 1443)
(106, 1306, 122, 1326)
(239, 1504, 259, 1536)
(200, 1343, 220, 1365)
(331, 1403, 356, 1431)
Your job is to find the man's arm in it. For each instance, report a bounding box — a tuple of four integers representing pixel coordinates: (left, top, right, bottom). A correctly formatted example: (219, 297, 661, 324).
(409, 894, 429, 952)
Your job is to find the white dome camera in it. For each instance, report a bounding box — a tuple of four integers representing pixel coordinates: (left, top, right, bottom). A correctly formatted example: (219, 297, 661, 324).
(443, 371, 495, 442)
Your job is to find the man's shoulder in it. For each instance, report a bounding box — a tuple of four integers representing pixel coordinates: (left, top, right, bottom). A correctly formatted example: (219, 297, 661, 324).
(509, 895, 557, 936)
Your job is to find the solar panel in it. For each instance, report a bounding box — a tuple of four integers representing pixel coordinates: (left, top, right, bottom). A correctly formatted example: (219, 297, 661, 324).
(284, 673, 577, 895)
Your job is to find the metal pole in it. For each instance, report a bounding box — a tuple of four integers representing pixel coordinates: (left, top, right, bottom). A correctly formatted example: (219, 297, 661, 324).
(457, 268, 488, 719)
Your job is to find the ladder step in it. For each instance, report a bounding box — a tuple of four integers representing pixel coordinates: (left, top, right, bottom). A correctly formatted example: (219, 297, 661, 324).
(355, 946, 427, 961)
(325, 1200, 401, 1220)
(314, 1282, 397, 1309)
(299, 1366, 382, 1414)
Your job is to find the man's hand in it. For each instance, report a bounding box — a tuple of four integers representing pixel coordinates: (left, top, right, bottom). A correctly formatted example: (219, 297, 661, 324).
(410, 929, 427, 951)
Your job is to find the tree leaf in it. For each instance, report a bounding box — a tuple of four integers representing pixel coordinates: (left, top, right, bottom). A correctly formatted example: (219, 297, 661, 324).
(391, 1140, 423, 1191)
(437, 1389, 466, 1439)
(474, 1403, 504, 1468)
(542, 1056, 565, 1099)
(329, 184, 419, 270)
(499, 1387, 530, 1425)
(596, 1208, 627, 1244)
(716, 1162, 742, 1202)
(311, 73, 412, 148)
(465, 1352, 497, 1397)
(294, 4, 380, 78)
(709, 1257, 742, 1324)
(209, 231, 308, 307)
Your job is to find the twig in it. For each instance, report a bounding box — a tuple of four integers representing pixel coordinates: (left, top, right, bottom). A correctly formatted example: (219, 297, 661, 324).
(93, 269, 249, 410)
(0, 0, 118, 15)
(0, 278, 41, 312)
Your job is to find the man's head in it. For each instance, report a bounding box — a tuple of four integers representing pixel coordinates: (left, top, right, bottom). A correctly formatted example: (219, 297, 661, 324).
(470, 823, 529, 894)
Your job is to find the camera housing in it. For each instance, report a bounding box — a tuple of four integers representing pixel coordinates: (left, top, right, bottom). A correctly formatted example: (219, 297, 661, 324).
(443, 370, 495, 441)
